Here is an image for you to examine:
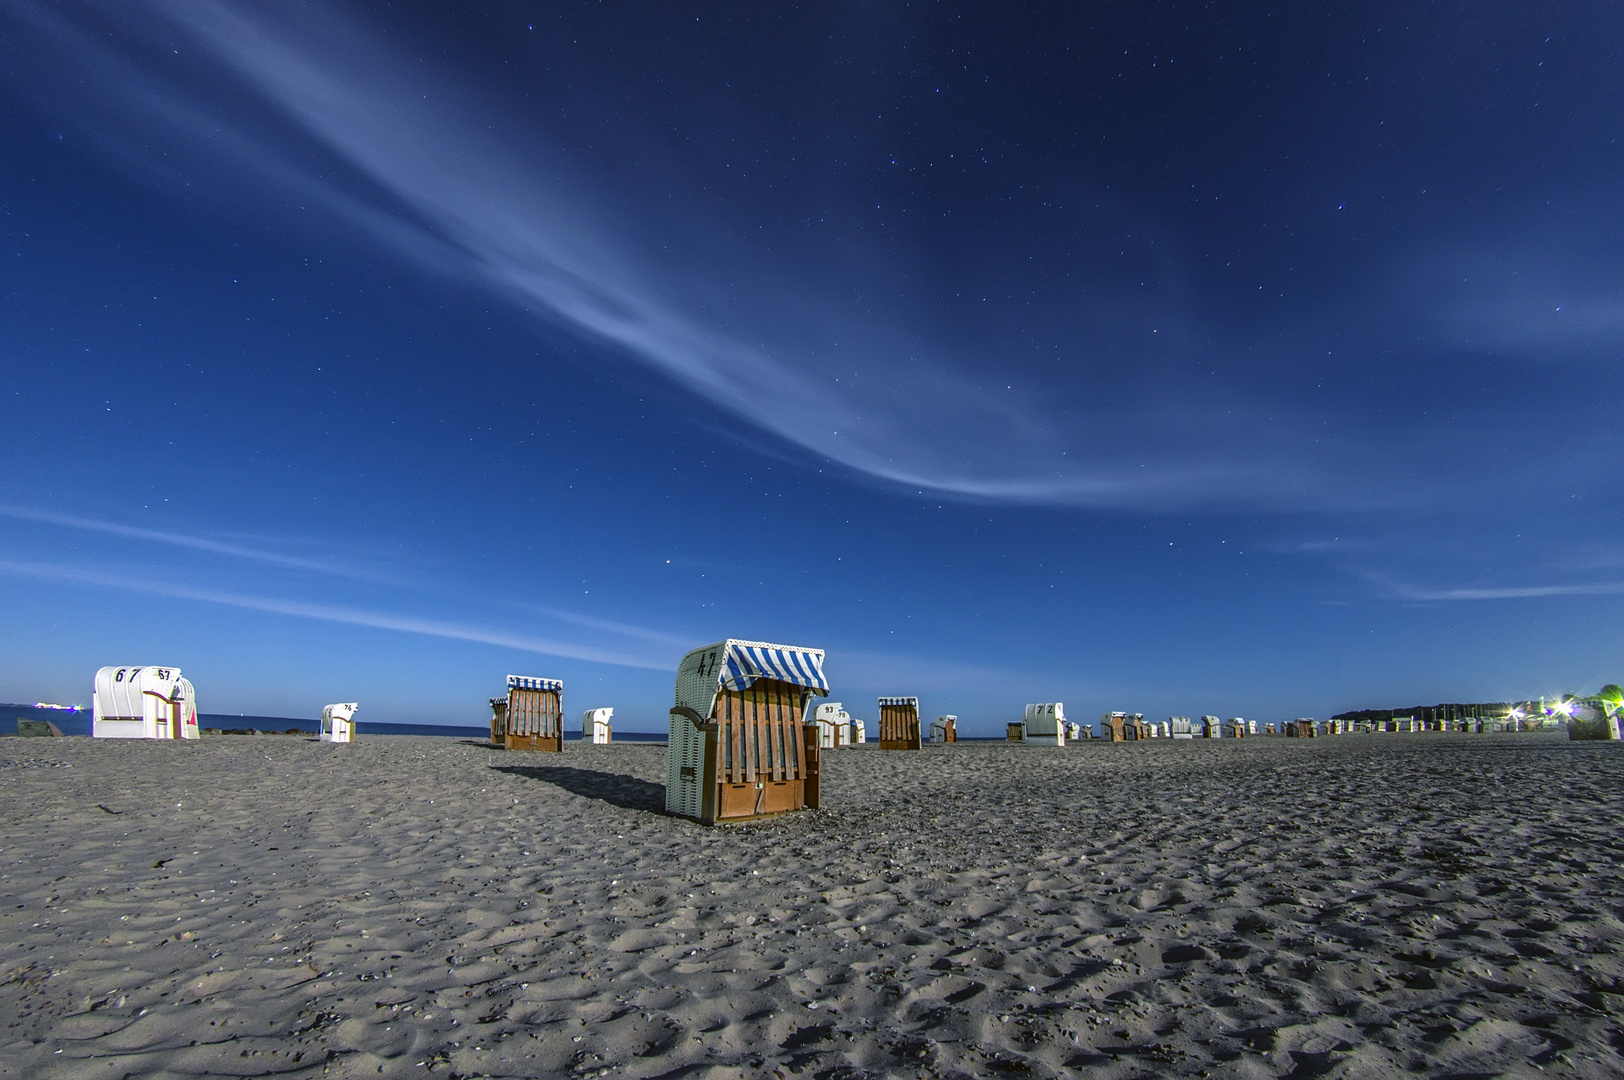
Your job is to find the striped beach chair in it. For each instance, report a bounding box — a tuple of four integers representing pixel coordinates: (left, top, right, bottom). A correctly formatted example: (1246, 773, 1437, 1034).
(494, 675, 564, 752)
(665, 640, 828, 824)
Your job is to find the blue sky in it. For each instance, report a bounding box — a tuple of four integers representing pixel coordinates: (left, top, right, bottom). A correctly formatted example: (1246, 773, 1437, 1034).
(2, 2, 1622, 733)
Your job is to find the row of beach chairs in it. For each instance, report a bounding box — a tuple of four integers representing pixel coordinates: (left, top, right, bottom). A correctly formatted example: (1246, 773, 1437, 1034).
(86, 645, 1618, 831)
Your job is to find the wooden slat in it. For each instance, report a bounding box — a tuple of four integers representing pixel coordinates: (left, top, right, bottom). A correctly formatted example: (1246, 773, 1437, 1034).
(772, 684, 786, 782)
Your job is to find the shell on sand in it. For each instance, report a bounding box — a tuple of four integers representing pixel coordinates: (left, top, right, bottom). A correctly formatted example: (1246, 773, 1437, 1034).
(0, 732, 1619, 1078)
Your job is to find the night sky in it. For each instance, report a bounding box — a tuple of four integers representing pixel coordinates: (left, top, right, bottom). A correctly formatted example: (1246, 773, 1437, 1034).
(3, 2, 1622, 733)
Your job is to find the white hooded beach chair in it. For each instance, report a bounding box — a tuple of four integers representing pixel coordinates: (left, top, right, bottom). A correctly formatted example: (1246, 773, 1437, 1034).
(878, 697, 922, 750)
(930, 715, 958, 743)
(93, 667, 199, 740)
(1227, 717, 1247, 738)
(1202, 715, 1223, 738)
(665, 640, 827, 824)
(1169, 716, 1195, 740)
(810, 702, 847, 748)
(850, 717, 866, 744)
(1023, 703, 1066, 746)
(582, 707, 614, 744)
(321, 703, 358, 743)
(1064, 720, 1081, 741)
(493, 675, 564, 752)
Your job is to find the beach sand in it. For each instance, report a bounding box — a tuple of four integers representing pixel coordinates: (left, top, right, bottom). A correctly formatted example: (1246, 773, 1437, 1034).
(2, 732, 1621, 1078)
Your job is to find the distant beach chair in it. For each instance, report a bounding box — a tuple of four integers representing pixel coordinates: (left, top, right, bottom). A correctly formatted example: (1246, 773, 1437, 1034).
(1006, 721, 1025, 742)
(1064, 719, 1082, 740)
(1287, 718, 1316, 738)
(92, 667, 199, 740)
(1202, 715, 1222, 738)
(930, 715, 957, 743)
(1130, 714, 1152, 740)
(850, 717, 866, 744)
(1101, 712, 1128, 742)
(1227, 717, 1247, 738)
(1022, 703, 1067, 746)
(320, 703, 358, 743)
(1568, 698, 1622, 740)
(1169, 716, 1194, 740)
(665, 639, 826, 824)
(878, 697, 922, 750)
(810, 702, 846, 748)
(582, 707, 613, 744)
(494, 675, 564, 752)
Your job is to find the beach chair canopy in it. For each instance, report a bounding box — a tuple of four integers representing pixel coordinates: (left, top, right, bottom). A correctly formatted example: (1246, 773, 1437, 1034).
(509, 675, 563, 692)
(879, 696, 918, 708)
(322, 703, 359, 723)
(675, 640, 828, 718)
(95, 666, 186, 720)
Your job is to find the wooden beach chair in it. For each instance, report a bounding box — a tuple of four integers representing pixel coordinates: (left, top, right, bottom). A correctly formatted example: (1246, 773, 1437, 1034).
(665, 640, 826, 824)
(1006, 721, 1024, 742)
(1227, 717, 1247, 738)
(1101, 711, 1128, 742)
(92, 666, 199, 740)
(878, 696, 922, 750)
(320, 703, 358, 743)
(497, 675, 564, 752)
(1022, 703, 1067, 746)
(582, 708, 613, 744)
(930, 715, 957, 743)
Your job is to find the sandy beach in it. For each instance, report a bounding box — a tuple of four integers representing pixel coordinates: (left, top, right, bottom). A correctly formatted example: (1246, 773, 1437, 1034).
(2, 732, 1621, 1079)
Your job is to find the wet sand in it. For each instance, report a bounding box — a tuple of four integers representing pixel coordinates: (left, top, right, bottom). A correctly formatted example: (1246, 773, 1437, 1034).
(2, 732, 1621, 1078)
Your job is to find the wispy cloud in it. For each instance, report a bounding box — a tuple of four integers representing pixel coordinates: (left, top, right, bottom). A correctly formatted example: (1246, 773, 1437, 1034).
(0, 503, 402, 585)
(8, 0, 1343, 511)
(0, 503, 699, 663)
(1377, 577, 1624, 602)
(0, 558, 674, 669)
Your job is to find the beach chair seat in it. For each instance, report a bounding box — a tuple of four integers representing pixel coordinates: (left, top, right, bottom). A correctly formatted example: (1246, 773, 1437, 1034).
(1022, 703, 1066, 746)
(92, 667, 199, 740)
(321, 703, 358, 743)
(498, 676, 564, 752)
(811, 702, 846, 748)
(879, 697, 922, 750)
(582, 707, 614, 744)
(1567, 698, 1623, 740)
(665, 640, 827, 824)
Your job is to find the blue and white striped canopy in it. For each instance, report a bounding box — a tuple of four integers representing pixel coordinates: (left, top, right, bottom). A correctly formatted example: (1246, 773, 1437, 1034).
(878, 696, 918, 708)
(508, 675, 563, 691)
(718, 642, 829, 696)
